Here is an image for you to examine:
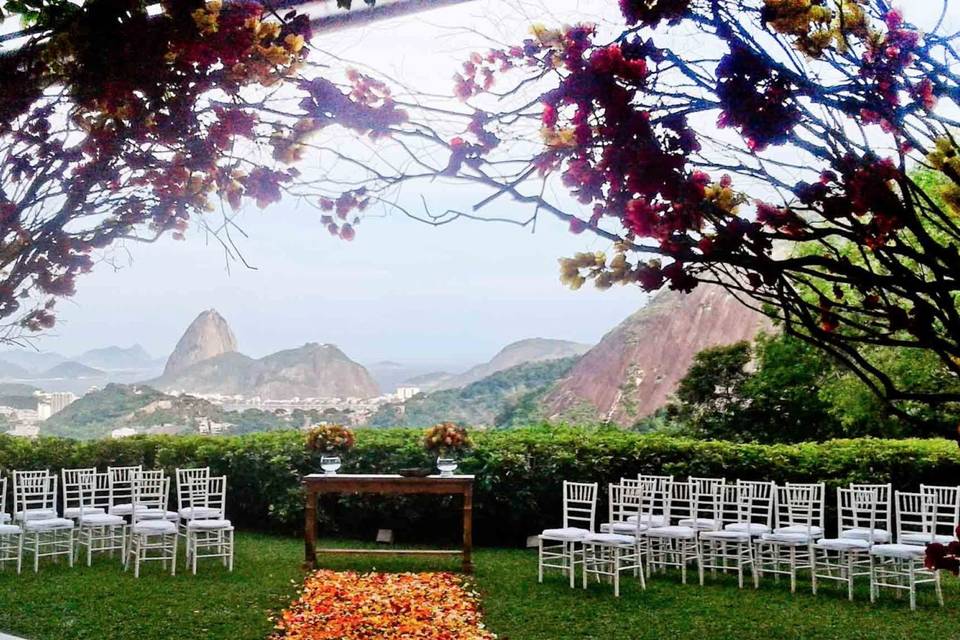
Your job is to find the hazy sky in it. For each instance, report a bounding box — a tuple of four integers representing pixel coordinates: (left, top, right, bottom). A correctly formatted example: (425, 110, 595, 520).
(16, 0, 955, 367)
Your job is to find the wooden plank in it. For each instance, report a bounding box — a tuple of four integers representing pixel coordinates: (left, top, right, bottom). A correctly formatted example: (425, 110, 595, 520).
(314, 548, 462, 556)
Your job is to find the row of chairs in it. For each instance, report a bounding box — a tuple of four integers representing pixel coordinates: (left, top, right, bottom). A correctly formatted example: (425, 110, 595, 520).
(0, 466, 234, 576)
(538, 476, 956, 609)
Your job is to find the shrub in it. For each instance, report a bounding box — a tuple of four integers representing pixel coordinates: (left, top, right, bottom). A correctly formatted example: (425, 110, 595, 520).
(1, 426, 959, 546)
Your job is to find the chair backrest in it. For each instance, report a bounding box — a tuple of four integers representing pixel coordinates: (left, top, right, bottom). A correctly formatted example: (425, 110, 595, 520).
(850, 483, 892, 532)
(638, 474, 672, 496)
(689, 477, 724, 528)
(108, 465, 143, 509)
(736, 480, 775, 528)
(776, 483, 824, 531)
(837, 486, 878, 542)
(176, 467, 211, 512)
(666, 480, 695, 524)
(896, 490, 932, 543)
(0, 477, 6, 517)
(62, 467, 97, 515)
(715, 483, 741, 527)
(920, 485, 960, 539)
(13, 470, 56, 517)
(562, 481, 597, 531)
(82, 472, 113, 514)
(131, 470, 169, 524)
(206, 476, 228, 519)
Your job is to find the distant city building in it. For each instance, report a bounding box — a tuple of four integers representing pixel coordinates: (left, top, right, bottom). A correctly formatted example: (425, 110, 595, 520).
(395, 386, 421, 401)
(110, 427, 138, 439)
(34, 391, 77, 420)
(37, 402, 52, 421)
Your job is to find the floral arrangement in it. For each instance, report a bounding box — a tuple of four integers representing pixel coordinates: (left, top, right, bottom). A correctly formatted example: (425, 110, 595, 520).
(925, 526, 960, 574)
(271, 570, 496, 640)
(423, 422, 472, 455)
(304, 424, 355, 454)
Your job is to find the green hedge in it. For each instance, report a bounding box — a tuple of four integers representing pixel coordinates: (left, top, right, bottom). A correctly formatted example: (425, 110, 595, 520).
(1, 426, 959, 546)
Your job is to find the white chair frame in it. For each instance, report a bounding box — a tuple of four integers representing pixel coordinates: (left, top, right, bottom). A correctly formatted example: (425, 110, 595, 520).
(125, 471, 177, 577)
(107, 465, 142, 517)
(812, 487, 877, 601)
(645, 479, 701, 584)
(0, 477, 22, 573)
(870, 491, 943, 610)
(185, 475, 234, 574)
(61, 468, 104, 520)
(75, 472, 126, 566)
(755, 482, 824, 593)
(14, 470, 74, 572)
(914, 485, 960, 545)
(699, 482, 758, 588)
(582, 481, 647, 596)
(538, 481, 597, 588)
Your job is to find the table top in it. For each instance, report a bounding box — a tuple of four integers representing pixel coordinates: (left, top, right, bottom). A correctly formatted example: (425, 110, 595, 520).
(304, 474, 474, 480)
(303, 474, 474, 494)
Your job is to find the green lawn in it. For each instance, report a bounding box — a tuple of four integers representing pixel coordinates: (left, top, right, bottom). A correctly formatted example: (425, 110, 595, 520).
(0, 533, 958, 640)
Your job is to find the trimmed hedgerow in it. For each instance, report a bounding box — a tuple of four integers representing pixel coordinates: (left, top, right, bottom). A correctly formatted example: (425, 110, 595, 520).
(1, 426, 958, 546)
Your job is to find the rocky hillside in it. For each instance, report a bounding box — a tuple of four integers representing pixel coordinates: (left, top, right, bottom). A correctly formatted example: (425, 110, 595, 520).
(76, 345, 154, 370)
(163, 309, 237, 376)
(542, 285, 771, 425)
(432, 338, 591, 391)
(150, 310, 379, 399)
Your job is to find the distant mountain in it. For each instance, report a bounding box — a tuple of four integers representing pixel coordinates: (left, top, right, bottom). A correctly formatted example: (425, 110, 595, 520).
(433, 338, 592, 391)
(541, 285, 771, 425)
(0, 359, 30, 379)
(402, 371, 454, 391)
(0, 350, 67, 374)
(38, 361, 104, 379)
(369, 356, 579, 427)
(151, 343, 380, 399)
(164, 309, 238, 376)
(76, 345, 153, 370)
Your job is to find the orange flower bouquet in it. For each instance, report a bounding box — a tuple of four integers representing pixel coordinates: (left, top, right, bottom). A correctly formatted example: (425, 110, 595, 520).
(305, 424, 355, 475)
(423, 422, 472, 477)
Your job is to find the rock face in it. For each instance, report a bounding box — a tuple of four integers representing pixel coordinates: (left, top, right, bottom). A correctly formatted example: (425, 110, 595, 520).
(163, 310, 238, 376)
(542, 285, 771, 425)
(434, 338, 592, 390)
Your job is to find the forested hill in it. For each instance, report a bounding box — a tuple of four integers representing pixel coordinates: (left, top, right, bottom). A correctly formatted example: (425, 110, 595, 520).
(368, 356, 578, 428)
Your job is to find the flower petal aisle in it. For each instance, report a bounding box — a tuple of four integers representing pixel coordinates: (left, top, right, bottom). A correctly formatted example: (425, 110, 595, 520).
(272, 570, 498, 640)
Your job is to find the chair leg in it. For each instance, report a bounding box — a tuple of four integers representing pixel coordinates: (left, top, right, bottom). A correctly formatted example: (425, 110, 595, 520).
(171, 534, 177, 577)
(869, 556, 877, 603)
(847, 553, 854, 602)
(811, 549, 818, 595)
(537, 538, 543, 583)
(228, 530, 234, 572)
(568, 542, 576, 589)
(909, 565, 916, 611)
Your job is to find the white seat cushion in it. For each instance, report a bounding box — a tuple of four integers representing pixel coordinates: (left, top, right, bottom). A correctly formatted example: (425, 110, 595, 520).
(79, 513, 125, 526)
(540, 527, 591, 540)
(725, 522, 771, 535)
(601, 521, 648, 534)
(583, 532, 635, 545)
(900, 532, 955, 546)
(186, 518, 232, 531)
(701, 530, 752, 541)
(108, 503, 135, 516)
(64, 507, 106, 519)
(761, 532, 816, 544)
(775, 525, 823, 536)
(23, 518, 74, 532)
(132, 520, 177, 535)
(646, 525, 697, 539)
(179, 507, 222, 519)
(679, 518, 718, 530)
(137, 509, 179, 521)
(870, 543, 926, 559)
(0, 524, 21, 535)
(626, 514, 667, 527)
(15, 509, 56, 522)
(0, 513, 10, 523)
(815, 537, 870, 551)
(840, 528, 891, 543)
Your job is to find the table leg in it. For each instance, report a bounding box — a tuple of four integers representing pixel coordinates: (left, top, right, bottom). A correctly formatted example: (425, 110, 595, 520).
(304, 488, 317, 570)
(462, 486, 473, 574)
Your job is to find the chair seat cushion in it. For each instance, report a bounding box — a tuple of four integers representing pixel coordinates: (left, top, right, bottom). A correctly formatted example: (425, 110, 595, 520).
(626, 514, 667, 527)
(679, 518, 718, 530)
(186, 519, 233, 531)
(0, 524, 21, 535)
(725, 522, 771, 535)
(79, 513, 125, 526)
(815, 537, 870, 551)
(108, 503, 135, 516)
(15, 509, 56, 522)
(64, 506, 105, 519)
(761, 532, 815, 544)
(775, 525, 823, 536)
(179, 507, 222, 519)
(540, 527, 591, 540)
(840, 528, 891, 543)
(900, 532, 955, 546)
(132, 520, 177, 535)
(583, 532, 635, 545)
(701, 530, 752, 541)
(23, 518, 74, 532)
(870, 543, 926, 559)
(601, 521, 648, 534)
(646, 525, 697, 539)
(0, 513, 10, 523)
(137, 509, 179, 521)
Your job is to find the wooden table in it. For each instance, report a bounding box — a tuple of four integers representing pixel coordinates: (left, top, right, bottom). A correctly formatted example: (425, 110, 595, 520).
(303, 474, 475, 573)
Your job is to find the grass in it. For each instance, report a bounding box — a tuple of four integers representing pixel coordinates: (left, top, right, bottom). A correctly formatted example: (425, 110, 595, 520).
(0, 533, 959, 639)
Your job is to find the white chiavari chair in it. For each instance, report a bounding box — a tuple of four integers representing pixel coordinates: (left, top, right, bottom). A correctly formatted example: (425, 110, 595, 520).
(177, 467, 220, 538)
(844, 483, 892, 543)
(645, 479, 701, 584)
(14, 470, 74, 572)
(125, 471, 177, 577)
(910, 485, 960, 545)
(185, 475, 234, 574)
(699, 482, 758, 588)
(756, 482, 824, 592)
(870, 490, 943, 610)
(582, 481, 647, 596)
(600, 478, 642, 534)
(0, 477, 22, 573)
(108, 465, 142, 517)
(724, 480, 775, 536)
(812, 487, 878, 600)
(538, 481, 597, 588)
(75, 472, 126, 566)
(682, 477, 725, 531)
(61, 468, 104, 520)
